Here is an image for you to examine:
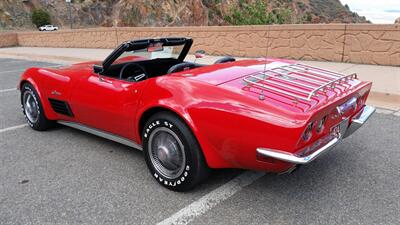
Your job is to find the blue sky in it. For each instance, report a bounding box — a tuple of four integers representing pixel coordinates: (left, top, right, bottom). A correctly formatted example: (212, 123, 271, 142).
(340, 0, 400, 23)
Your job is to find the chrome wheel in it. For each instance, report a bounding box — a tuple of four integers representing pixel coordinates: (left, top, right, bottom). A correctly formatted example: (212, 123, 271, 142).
(148, 127, 186, 180)
(23, 91, 39, 123)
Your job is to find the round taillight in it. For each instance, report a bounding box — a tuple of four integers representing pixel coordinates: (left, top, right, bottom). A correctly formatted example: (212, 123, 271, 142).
(316, 116, 327, 133)
(302, 122, 313, 142)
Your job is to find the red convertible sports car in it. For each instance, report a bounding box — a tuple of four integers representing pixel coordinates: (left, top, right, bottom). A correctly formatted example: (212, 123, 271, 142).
(19, 37, 375, 191)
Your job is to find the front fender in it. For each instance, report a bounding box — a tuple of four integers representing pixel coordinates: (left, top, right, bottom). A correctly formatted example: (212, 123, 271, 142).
(19, 68, 59, 120)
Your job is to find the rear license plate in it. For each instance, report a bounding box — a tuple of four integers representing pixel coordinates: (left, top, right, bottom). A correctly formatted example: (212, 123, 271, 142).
(331, 119, 349, 138)
(331, 124, 341, 137)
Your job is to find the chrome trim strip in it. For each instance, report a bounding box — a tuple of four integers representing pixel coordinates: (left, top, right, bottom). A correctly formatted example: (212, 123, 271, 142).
(257, 136, 340, 164)
(58, 121, 143, 150)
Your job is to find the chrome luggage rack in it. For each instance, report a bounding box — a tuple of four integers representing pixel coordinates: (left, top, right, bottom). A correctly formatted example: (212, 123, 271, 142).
(243, 64, 358, 102)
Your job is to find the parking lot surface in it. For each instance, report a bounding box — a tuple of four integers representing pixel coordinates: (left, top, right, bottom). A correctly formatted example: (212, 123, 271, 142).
(0, 58, 399, 225)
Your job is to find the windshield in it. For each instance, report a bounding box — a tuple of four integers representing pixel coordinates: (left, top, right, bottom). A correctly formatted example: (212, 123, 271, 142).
(112, 44, 185, 65)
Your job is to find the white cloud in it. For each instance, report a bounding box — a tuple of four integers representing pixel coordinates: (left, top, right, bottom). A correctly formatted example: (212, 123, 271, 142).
(340, 0, 400, 23)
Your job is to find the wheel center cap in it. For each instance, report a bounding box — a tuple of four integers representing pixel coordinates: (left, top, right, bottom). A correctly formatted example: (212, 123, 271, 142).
(157, 146, 177, 170)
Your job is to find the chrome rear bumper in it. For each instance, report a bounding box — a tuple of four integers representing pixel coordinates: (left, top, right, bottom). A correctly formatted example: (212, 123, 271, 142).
(343, 105, 375, 138)
(256, 105, 375, 164)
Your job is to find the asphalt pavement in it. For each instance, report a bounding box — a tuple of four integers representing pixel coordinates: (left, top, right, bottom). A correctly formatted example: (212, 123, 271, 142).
(0, 58, 399, 225)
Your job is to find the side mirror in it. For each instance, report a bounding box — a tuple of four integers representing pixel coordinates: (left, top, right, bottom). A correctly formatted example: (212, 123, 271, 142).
(93, 64, 104, 74)
(195, 50, 206, 59)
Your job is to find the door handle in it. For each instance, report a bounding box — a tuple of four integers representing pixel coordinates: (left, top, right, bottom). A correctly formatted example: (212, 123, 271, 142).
(98, 76, 112, 84)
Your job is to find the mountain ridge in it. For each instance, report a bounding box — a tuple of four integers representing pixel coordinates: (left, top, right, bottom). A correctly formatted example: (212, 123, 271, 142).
(0, 0, 369, 30)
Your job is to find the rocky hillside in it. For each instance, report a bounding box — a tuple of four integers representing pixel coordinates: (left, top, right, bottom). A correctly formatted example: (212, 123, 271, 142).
(0, 0, 369, 30)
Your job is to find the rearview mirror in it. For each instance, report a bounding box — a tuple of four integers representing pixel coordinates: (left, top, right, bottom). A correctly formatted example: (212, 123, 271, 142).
(147, 43, 164, 52)
(93, 65, 103, 74)
(147, 46, 164, 52)
(195, 50, 206, 59)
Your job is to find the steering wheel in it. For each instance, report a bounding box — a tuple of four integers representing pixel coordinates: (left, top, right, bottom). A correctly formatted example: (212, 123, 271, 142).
(167, 62, 197, 74)
(119, 63, 148, 82)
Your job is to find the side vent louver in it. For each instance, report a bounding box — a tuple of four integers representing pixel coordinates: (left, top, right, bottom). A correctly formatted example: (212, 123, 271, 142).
(48, 98, 74, 117)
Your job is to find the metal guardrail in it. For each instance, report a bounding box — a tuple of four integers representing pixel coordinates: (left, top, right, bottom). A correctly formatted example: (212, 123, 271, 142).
(243, 63, 358, 102)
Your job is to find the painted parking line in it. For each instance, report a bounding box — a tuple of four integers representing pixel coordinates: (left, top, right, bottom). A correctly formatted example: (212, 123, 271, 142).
(0, 60, 23, 64)
(0, 69, 26, 74)
(0, 88, 17, 93)
(0, 124, 28, 133)
(157, 171, 265, 225)
(376, 108, 396, 114)
(375, 107, 400, 117)
(0, 64, 63, 75)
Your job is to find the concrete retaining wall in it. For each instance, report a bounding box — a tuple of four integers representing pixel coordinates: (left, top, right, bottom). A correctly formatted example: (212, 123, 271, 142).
(0, 32, 18, 48)
(4, 24, 400, 66)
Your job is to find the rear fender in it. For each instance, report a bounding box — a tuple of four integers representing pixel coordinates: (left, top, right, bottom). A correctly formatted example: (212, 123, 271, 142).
(136, 103, 231, 168)
(136, 77, 242, 168)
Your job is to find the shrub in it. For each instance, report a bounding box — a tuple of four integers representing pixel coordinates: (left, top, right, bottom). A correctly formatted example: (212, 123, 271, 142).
(273, 8, 292, 24)
(31, 9, 51, 28)
(305, 12, 312, 22)
(296, 2, 306, 10)
(122, 6, 141, 26)
(224, 0, 292, 25)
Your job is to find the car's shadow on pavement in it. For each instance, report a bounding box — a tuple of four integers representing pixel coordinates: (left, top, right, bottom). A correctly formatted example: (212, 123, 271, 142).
(50, 124, 365, 196)
(50, 113, 398, 204)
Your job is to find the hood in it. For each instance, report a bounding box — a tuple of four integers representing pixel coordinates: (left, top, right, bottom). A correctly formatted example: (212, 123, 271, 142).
(40, 60, 100, 75)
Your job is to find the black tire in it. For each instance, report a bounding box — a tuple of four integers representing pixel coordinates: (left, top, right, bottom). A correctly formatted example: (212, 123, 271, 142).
(142, 112, 210, 191)
(21, 83, 55, 131)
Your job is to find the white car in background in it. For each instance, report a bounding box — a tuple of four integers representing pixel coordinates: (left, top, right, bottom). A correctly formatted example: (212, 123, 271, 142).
(39, 25, 58, 31)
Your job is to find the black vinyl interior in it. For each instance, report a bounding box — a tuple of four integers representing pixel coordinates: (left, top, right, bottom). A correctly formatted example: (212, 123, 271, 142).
(214, 56, 236, 64)
(103, 58, 181, 79)
(102, 56, 236, 82)
(167, 62, 198, 74)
